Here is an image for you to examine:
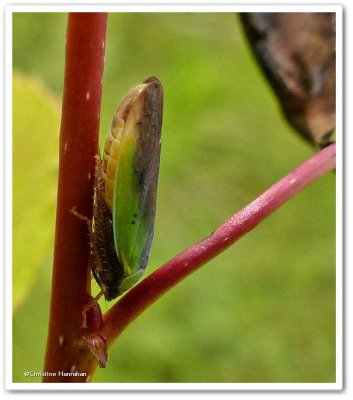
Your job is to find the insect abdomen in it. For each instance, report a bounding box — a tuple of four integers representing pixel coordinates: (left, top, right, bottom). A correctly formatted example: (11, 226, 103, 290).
(91, 158, 124, 301)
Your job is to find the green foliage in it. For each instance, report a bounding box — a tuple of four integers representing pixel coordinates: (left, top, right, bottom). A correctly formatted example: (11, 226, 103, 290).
(12, 13, 335, 383)
(12, 73, 59, 310)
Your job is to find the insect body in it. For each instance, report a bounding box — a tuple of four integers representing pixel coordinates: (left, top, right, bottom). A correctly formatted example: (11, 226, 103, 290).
(91, 77, 163, 300)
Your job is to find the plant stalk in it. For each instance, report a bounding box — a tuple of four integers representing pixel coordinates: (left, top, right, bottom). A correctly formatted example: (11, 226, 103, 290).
(43, 12, 107, 383)
(100, 143, 336, 345)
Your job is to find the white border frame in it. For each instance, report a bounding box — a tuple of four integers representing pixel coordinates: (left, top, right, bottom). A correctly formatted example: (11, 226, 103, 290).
(3, 1, 343, 392)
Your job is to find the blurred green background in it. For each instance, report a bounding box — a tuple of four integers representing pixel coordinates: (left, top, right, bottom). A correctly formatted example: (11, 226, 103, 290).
(12, 13, 335, 383)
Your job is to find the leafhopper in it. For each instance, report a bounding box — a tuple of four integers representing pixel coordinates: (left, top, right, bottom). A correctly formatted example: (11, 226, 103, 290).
(89, 77, 163, 300)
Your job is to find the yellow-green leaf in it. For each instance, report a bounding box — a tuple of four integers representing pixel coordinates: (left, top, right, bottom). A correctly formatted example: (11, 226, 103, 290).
(13, 73, 60, 310)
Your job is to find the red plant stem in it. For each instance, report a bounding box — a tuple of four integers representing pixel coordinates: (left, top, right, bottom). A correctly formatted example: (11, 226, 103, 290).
(100, 143, 336, 344)
(43, 13, 107, 383)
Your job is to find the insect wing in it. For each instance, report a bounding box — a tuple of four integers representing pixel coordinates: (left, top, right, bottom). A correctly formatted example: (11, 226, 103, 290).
(113, 77, 163, 291)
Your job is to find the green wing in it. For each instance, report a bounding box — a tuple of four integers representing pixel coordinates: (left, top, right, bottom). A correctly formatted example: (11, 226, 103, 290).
(112, 77, 163, 291)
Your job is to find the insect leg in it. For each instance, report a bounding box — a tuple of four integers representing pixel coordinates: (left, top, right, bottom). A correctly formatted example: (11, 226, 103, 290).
(70, 207, 93, 236)
(70, 207, 106, 323)
(81, 290, 104, 329)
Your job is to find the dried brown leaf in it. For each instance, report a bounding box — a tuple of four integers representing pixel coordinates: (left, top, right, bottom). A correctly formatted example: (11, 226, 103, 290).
(241, 12, 336, 146)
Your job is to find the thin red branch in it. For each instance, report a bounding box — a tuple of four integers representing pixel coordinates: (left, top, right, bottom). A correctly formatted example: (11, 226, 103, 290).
(43, 13, 107, 383)
(100, 143, 336, 344)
